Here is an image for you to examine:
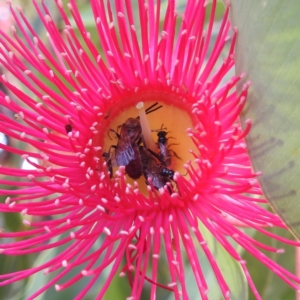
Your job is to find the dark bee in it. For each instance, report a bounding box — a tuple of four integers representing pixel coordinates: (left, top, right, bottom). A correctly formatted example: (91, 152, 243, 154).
(139, 146, 175, 192)
(106, 118, 143, 180)
(124, 145, 142, 179)
(156, 128, 181, 166)
(65, 124, 72, 133)
(110, 118, 142, 165)
(139, 146, 168, 190)
(105, 103, 163, 179)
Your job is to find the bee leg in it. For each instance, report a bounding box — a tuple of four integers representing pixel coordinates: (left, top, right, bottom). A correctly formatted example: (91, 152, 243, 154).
(108, 129, 120, 140)
(169, 149, 182, 161)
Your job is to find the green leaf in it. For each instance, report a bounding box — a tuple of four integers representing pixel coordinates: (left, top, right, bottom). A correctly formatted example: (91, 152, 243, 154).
(19, 237, 103, 300)
(102, 271, 131, 300)
(201, 224, 248, 300)
(230, 1, 300, 238)
(242, 228, 295, 300)
(0, 254, 30, 300)
(16, 235, 132, 300)
(165, 224, 248, 300)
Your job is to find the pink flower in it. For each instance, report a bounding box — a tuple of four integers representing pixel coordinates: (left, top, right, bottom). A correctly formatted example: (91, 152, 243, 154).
(0, 2, 13, 34)
(0, 1, 299, 299)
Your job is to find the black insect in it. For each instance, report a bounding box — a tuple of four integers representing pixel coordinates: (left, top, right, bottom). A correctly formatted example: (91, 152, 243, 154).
(160, 166, 175, 180)
(65, 124, 72, 133)
(104, 107, 112, 119)
(156, 128, 181, 166)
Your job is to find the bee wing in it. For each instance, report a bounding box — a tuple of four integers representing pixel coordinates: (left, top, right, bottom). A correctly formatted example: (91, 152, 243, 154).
(140, 149, 168, 189)
(108, 152, 118, 167)
(116, 144, 136, 166)
(150, 163, 167, 189)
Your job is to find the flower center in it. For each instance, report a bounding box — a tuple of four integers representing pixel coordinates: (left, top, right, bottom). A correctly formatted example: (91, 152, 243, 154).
(96, 90, 197, 195)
